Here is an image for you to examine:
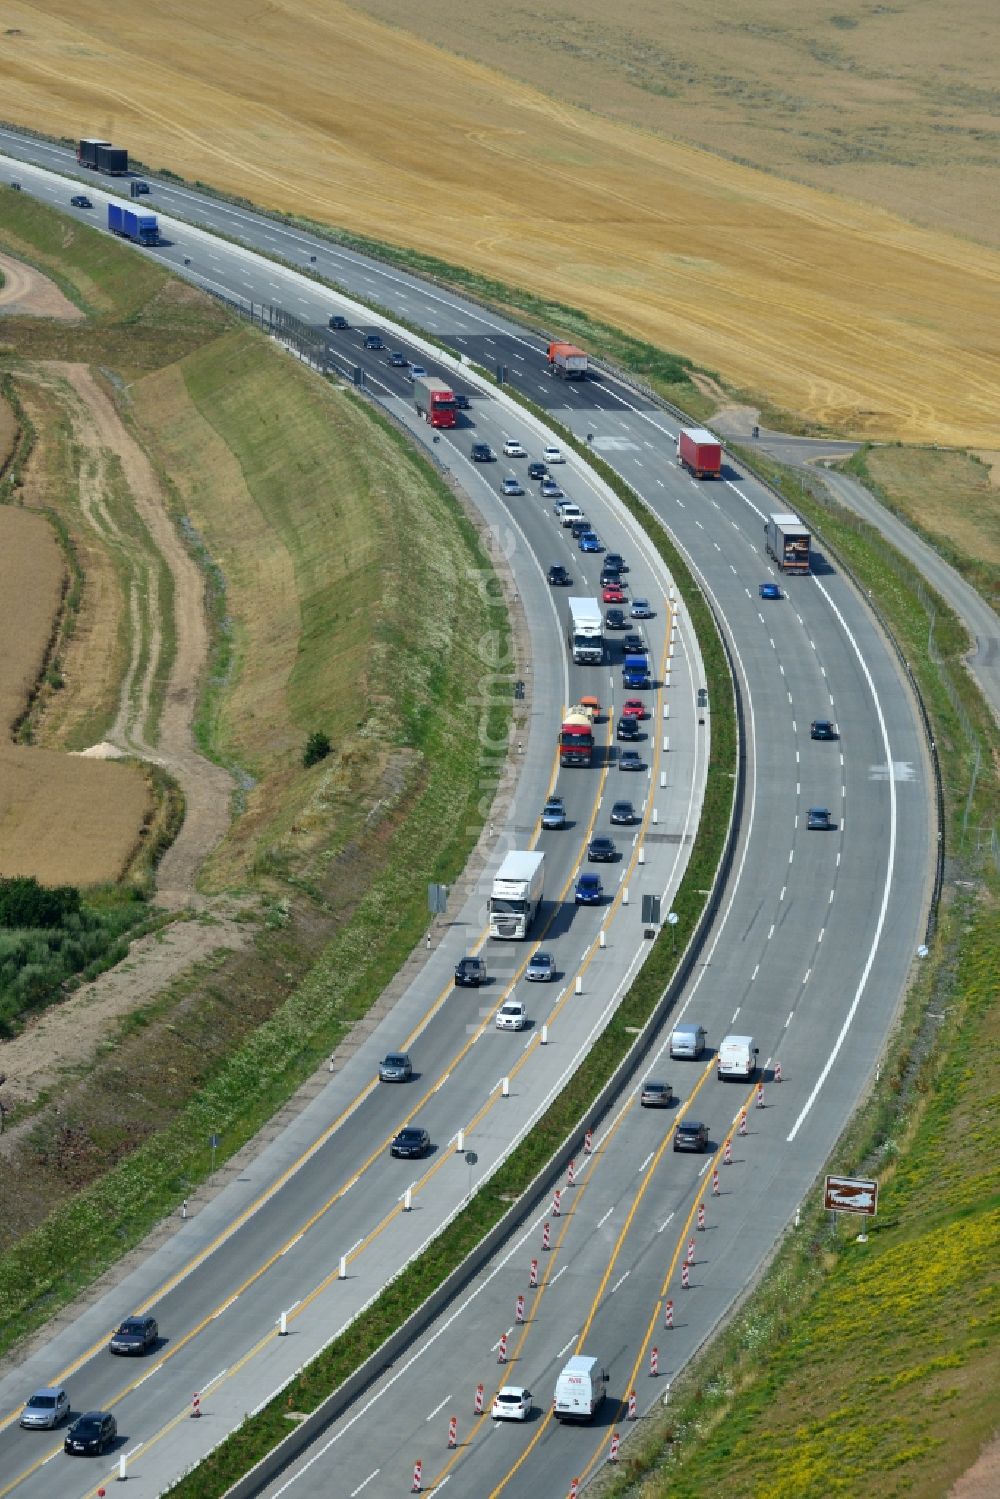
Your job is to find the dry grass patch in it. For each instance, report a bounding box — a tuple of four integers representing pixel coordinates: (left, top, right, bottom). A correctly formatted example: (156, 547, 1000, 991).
(0, 507, 64, 726)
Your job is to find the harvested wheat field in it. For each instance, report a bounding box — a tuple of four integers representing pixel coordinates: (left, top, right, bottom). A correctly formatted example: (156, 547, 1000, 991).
(0, 1, 997, 445)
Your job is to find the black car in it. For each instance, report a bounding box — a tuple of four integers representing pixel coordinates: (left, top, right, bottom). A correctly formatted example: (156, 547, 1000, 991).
(588, 836, 617, 863)
(619, 750, 644, 771)
(622, 633, 646, 655)
(390, 1126, 431, 1159)
(388, 350, 408, 367)
(600, 564, 622, 588)
(605, 607, 626, 630)
(673, 1119, 710, 1153)
(617, 716, 640, 741)
(363, 332, 384, 350)
(605, 552, 627, 573)
(570, 520, 591, 540)
(65, 1411, 117, 1456)
(70, 194, 93, 208)
(528, 462, 548, 482)
(455, 956, 486, 987)
(807, 807, 835, 830)
(453, 392, 471, 410)
(609, 799, 636, 825)
(548, 564, 571, 586)
(810, 720, 839, 741)
(328, 314, 349, 330)
(109, 1315, 158, 1355)
(471, 443, 495, 463)
(132, 179, 150, 194)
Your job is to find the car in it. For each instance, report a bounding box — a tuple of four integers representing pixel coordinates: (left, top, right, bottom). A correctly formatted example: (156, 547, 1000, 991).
(132, 180, 150, 194)
(609, 799, 636, 825)
(570, 519, 591, 539)
(388, 350, 408, 367)
(408, 365, 428, 382)
(605, 607, 626, 630)
(640, 1079, 674, 1108)
(328, 314, 349, 329)
(575, 872, 604, 905)
(622, 698, 647, 719)
(378, 1052, 413, 1083)
(453, 392, 471, 410)
(390, 1126, 431, 1159)
(604, 552, 627, 573)
(455, 956, 487, 987)
(559, 505, 584, 527)
(622, 632, 646, 655)
(109, 1315, 158, 1355)
(363, 332, 384, 349)
(528, 462, 548, 481)
(631, 597, 654, 619)
(548, 563, 571, 586)
(588, 836, 617, 862)
(542, 444, 564, 464)
(673, 1119, 710, 1153)
(540, 479, 564, 499)
(502, 476, 525, 496)
(807, 806, 835, 830)
(65, 1410, 117, 1456)
(541, 796, 567, 829)
(579, 531, 602, 553)
(70, 194, 92, 208)
(619, 751, 644, 772)
(617, 716, 640, 741)
(496, 1000, 527, 1031)
(19, 1388, 70, 1429)
(492, 1386, 532, 1421)
(526, 950, 555, 982)
(600, 564, 622, 587)
(471, 442, 495, 462)
(759, 581, 782, 600)
(503, 438, 526, 457)
(810, 720, 839, 740)
(602, 583, 625, 604)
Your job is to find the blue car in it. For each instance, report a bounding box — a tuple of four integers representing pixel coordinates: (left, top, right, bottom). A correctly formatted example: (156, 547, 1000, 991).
(575, 872, 604, 906)
(759, 582, 782, 600)
(579, 531, 602, 553)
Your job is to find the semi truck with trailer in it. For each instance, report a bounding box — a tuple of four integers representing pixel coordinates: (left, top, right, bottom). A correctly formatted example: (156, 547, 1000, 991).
(107, 203, 159, 246)
(560, 712, 594, 767)
(78, 139, 129, 174)
(765, 513, 811, 573)
(547, 341, 588, 380)
(568, 597, 604, 665)
(677, 427, 722, 479)
(413, 375, 457, 429)
(489, 851, 545, 939)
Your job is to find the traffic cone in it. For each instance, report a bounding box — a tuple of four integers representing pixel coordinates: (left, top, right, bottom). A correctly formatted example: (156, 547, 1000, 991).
(723, 1136, 733, 1164)
(650, 1346, 659, 1377)
(515, 1294, 525, 1324)
(712, 1168, 720, 1196)
(411, 1459, 423, 1492)
(497, 1332, 508, 1363)
(681, 1262, 690, 1289)
(542, 1220, 551, 1251)
(474, 1384, 485, 1415)
(697, 1202, 706, 1231)
(529, 1257, 539, 1288)
(627, 1390, 637, 1420)
(609, 1431, 621, 1462)
(191, 1392, 202, 1419)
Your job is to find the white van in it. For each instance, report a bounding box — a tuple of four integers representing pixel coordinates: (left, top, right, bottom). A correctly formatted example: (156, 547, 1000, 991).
(717, 1034, 758, 1080)
(670, 1022, 707, 1059)
(553, 1355, 608, 1422)
(560, 504, 585, 527)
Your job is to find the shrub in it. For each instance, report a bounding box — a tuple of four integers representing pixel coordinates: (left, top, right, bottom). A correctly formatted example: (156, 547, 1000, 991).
(0, 876, 80, 929)
(302, 731, 332, 767)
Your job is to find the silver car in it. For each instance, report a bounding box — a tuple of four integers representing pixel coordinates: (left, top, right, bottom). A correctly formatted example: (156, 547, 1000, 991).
(20, 1388, 70, 1429)
(526, 951, 555, 982)
(378, 1052, 413, 1083)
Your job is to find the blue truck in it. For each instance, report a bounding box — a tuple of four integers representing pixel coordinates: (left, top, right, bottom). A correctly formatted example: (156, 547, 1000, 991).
(108, 203, 158, 246)
(622, 651, 652, 690)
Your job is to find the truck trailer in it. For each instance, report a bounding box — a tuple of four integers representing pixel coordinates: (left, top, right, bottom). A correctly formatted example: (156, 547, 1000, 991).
(489, 851, 545, 939)
(568, 597, 604, 665)
(96, 145, 129, 175)
(413, 375, 457, 429)
(547, 341, 588, 380)
(678, 427, 722, 479)
(107, 203, 159, 246)
(765, 513, 811, 573)
(77, 138, 110, 169)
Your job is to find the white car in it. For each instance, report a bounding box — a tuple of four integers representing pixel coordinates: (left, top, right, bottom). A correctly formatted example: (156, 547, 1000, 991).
(503, 438, 526, 457)
(542, 444, 564, 464)
(492, 1385, 532, 1420)
(496, 1000, 527, 1031)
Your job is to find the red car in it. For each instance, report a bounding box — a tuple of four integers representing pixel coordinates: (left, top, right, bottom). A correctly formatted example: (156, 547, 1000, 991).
(621, 698, 647, 719)
(603, 583, 625, 603)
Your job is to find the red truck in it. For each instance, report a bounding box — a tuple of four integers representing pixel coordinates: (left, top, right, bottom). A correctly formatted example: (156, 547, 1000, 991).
(559, 711, 594, 767)
(678, 428, 722, 479)
(414, 375, 457, 429)
(547, 341, 589, 380)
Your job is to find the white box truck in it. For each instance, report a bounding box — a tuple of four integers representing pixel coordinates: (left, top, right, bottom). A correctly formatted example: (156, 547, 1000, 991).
(489, 851, 545, 939)
(568, 597, 604, 665)
(717, 1035, 759, 1080)
(553, 1355, 608, 1421)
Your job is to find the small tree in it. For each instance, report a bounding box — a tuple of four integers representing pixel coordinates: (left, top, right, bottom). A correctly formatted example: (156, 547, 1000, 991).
(303, 731, 332, 768)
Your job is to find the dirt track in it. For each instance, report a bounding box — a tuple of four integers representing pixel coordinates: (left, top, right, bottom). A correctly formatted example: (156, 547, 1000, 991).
(0, 250, 82, 320)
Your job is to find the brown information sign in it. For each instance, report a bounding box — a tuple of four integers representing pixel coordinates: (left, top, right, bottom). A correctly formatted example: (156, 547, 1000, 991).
(824, 1174, 878, 1216)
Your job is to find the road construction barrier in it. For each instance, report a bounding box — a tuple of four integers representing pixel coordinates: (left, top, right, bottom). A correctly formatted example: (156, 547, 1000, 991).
(664, 1299, 674, 1329)
(447, 1416, 457, 1449)
(775, 1060, 782, 1083)
(515, 1294, 525, 1324)
(411, 1458, 423, 1492)
(542, 1220, 551, 1250)
(724, 1136, 734, 1164)
(474, 1384, 484, 1415)
(529, 1257, 539, 1288)
(681, 1261, 690, 1289)
(686, 1238, 696, 1264)
(627, 1390, 637, 1420)
(609, 1431, 621, 1462)
(712, 1168, 720, 1196)
(738, 1110, 748, 1137)
(567, 1158, 576, 1187)
(650, 1346, 659, 1377)
(584, 1129, 593, 1155)
(569, 1480, 579, 1499)
(697, 1202, 706, 1231)
(497, 1332, 508, 1363)
(191, 1392, 202, 1419)
(756, 1084, 765, 1109)
(552, 1189, 562, 1217)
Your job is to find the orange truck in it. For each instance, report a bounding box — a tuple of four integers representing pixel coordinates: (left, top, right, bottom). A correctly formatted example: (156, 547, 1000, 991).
(547, 341, 589, 380)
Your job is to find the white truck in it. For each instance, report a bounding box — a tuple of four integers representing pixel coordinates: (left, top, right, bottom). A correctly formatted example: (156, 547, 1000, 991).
(568, 597, 604, 666)
(553, 1355, 608, 1421)
(717, 1034, 759, 1080)
(764, 513, 811, 574)
(489, 851, 545, 939)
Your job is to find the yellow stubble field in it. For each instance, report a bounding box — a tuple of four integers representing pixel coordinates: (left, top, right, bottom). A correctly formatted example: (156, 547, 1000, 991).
(0, 0, 997, 446)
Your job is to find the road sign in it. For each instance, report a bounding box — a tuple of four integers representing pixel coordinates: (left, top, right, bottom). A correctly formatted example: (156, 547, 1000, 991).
(427, 882, 449, 914)
(824, 1174, 878, 1216)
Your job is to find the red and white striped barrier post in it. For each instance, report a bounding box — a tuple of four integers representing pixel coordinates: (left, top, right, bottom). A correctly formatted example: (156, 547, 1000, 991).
(411, 1459, 423, 1492)
(497, 1332, 508, 1364)
(756, 1084, 765, 1109)
(774, 1060, 782, 1083)
(664, 1298, 674, 1329)
(738, 1110, 748, 1136)
(542, 1220, 551, 1251)
(609, 1431, 621, 1463)
(569, 1480, 579, 1499)
(627, 1390, 638, 1420)
(723, 1136, 733, 1164)
(681, 1261, 690, 1290)
(529, 1257, 539, 1288)
(552, 1189, 562, 1217)
(697, 1202, 706, 1231)
(650, 1346, 659, 1377)
(447, 1415, 458, 1449)
(515, 1294, 525, 1324)
(584, 1129, 593, 1155)
(712, 1167, 720, 1196)
(191, 1392, 202, 1419)
(474, 1383, 485, 1415)
(686, 1238, 696, 1264)
(567, 1158, 576, 1187)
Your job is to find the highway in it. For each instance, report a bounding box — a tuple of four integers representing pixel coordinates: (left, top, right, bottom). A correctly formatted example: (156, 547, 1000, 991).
(0, 139, 935, 1498)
